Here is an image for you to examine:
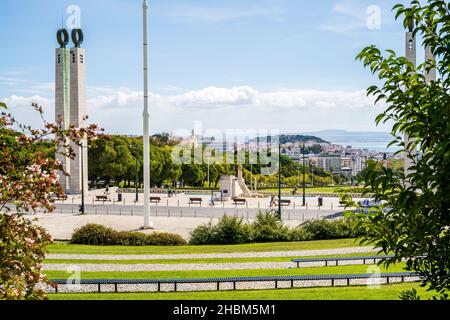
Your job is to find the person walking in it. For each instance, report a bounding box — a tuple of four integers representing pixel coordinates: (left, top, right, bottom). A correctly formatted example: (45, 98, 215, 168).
(270, 194, 277, 208)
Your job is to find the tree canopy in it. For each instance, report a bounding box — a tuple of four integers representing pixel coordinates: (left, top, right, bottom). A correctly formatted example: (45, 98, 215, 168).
(353, 0, 450, 296)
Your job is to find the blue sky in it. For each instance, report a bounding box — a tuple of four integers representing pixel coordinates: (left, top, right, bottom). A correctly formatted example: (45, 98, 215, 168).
(0, 0, 417, 135)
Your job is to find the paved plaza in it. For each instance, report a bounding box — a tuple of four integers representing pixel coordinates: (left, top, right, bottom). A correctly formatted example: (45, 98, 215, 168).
(25, 188, 368, 240)
(47, 188, 363, 218)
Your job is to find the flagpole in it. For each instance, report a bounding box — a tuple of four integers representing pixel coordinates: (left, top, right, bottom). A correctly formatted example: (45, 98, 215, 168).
(142, 0, 151, 228)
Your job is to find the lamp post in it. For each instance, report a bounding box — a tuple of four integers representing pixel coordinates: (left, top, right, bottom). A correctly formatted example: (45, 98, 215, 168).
(142, 0, 151, 228)
(302, 142, 306, 207)
(250, 163, 253, 192)
(131, 144, 139, 202)
(79, 140, 85, 215)
(135, 156, 139, 202)
(278, 143, 282, 220)
(207, 157, 210, 189)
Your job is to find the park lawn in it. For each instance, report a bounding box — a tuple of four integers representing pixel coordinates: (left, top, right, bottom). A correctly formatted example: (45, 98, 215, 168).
(48, 283, 435, 300)
(44, 251, 380, 265)
(44, 263, 407, 280)
(48, 239, 363, 255)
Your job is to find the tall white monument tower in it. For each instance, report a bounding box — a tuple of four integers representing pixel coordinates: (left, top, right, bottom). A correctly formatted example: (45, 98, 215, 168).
(55, 28, 88, 195)
(404, 19, 416, 186)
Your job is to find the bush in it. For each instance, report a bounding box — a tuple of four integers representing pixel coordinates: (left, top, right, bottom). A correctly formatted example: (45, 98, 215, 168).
(289, 227, 313, 241)
(189, 222, 215, 245)
(71, 224, 117, 245)
(146, 232, 187, 246)
(212, 216, 250, 245)
(252, 212, 290, 242)
(115, 232, 148, 246)
(188, 213, 361, 245)
(299, 218, 359, 240)
(189, 216, 251, 245)
(71, 224, 186, 246)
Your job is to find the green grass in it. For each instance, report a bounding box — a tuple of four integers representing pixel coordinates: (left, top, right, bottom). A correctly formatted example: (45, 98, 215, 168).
(48, 239, 362, 255)
(44, 252, 379, 265)
(48, 283, 434, 300)
(45, 263, 407, 280)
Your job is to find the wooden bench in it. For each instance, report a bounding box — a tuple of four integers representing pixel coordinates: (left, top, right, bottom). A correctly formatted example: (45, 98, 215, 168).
(280, 200, 291, 207)
(54, 194, 68, 201)
(50, 272, 419, 294)
(189, 198, 203, 205)
(96, 195, 111, 202)
(233, 198, 247, 206)
(150, 197, 162, 204)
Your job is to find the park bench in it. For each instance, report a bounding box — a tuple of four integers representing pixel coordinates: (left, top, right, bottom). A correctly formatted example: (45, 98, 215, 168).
(50, 272, 420, 294)
(53, 194, 68, 201)
(291, 254, 427, 268)
(280, 200, 291, 207)
(150, 197, 162, 204)
(233, 198, 247, 206)
(95, 195, 111, 202)
(189, 198, 203, 205)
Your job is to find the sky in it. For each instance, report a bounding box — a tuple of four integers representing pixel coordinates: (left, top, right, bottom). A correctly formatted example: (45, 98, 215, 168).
(0, 0, 420, 136)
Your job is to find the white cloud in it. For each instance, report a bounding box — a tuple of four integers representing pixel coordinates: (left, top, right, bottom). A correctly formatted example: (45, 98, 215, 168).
(1, 85, 387, 134)
(2, 94, 52, 109)
(169, 86, 259, 108)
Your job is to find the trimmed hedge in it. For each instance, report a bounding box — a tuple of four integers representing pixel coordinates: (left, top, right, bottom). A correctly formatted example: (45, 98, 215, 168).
(71, 224, 187, 246)
(189, 212, 362, 245)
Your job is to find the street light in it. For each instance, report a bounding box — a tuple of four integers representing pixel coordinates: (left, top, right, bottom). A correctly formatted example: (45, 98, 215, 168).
(142, 0, 150, 229)
(250, 163, 253, 192)
(130, 144, 139, 202)
(207, 156, 210, 189)
(278, 143, 282, 220)
(302, 142, 306, 207)
(79, 140, 85, 215)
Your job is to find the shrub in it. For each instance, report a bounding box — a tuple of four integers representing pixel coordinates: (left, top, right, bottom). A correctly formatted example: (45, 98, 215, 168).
(188, 214, 361, 245)
(299, 220, 337, 240)
(115, 232, 148, 246)
(289, 227, 313, 242)
(189, 216, 251, 245)
(71, 224, 186, 246)
(71, 224, 117, 245)
(399, 289, 421, 301)
(189, 222, 215, 245)
(212, 216, 250, 245)
(299, 219, 359, 240)
(333, 218, 359, 238)
(252, 212, 290, 242)
(146, 232, 187, 246)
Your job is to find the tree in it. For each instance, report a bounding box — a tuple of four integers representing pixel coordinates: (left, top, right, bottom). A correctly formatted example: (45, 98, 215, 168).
(88, 136, 116, 186)
(181, 164, 206, 187)
(353, 0, 450, 296)
(0, 102, 100, 300)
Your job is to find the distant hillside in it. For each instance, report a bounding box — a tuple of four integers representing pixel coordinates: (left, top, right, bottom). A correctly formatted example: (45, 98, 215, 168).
(250, 135, 329, 145)
(279, 135, 329, 145)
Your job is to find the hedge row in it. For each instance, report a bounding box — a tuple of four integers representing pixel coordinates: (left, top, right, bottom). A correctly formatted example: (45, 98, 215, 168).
(189, 212, 363, 245)
(71, 224, 187, 246)
(70, 214, 363, 246)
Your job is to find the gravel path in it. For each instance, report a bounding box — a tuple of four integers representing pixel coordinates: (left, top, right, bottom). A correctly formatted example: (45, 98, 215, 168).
(44, 262, 296, 272)
(47, 246, 376, 261)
